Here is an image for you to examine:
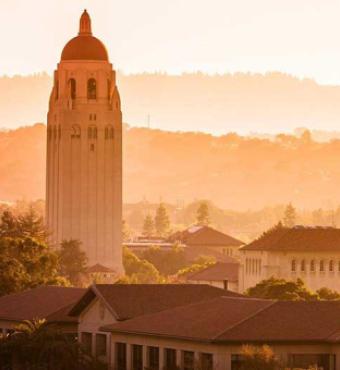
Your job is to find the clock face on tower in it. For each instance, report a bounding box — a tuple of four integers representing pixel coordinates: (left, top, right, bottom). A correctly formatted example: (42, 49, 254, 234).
(46, 10, 124, 277)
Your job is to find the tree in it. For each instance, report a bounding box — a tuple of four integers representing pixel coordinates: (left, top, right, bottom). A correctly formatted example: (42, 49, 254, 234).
(176, 255, 216, 280)
(317, 287, 340, 300)
(121, 247, 161, 283)
(154, 203, 170, 237)
(58, 240, 88, 286)
(282, 203, 296, 227)
(140, 244, 186, 275)
(196, 201, 210, 226)
(122, 219, 131, 242)
(246, 277, 318, 301)
(17, 206, 47, 242)
(142, 214, 155, 238)
(0, 210, 19, 238)
(239, 345, 280, 370)
(0, 237, 68, 297)
(0, 319, 106, 370)
(0, 207, 47, 241)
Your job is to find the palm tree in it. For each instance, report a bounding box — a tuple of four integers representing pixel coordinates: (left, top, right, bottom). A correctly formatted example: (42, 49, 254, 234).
(0, 319, 106, 370)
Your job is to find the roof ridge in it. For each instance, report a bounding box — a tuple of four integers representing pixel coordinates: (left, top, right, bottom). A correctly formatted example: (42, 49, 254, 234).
(212, 299, 276, 341)
(92, 284, 121, 320)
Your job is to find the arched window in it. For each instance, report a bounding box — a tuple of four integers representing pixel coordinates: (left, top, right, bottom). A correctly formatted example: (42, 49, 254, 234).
(71, 125, 81, 139)
(310, 260, 315, 272)
(87, 78, 97, 99)
(320, 260, 325, 272)
(301, 260, 305, 272)
(329, 260, 334, 272)
(291, 259, 296, 272)
(69, 78, 76, 99)
(105, 125, 114, 140)
(88, 125, 97, 140)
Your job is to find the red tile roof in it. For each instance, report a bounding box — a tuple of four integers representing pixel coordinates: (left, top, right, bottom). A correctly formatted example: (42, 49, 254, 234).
(0, 286, 85, 322)
(102, 297, 340, 344)
(188, 262, 239, 282)
(102, 297, 272, 341)
(69, 284, 243, 320)
(169, 225, 243, 247)
(242, 226, 340, 252)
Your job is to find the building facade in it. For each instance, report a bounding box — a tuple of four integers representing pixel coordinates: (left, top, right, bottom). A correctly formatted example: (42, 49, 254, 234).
(240, 226, 340, 292)
(46, 10, 123, 273)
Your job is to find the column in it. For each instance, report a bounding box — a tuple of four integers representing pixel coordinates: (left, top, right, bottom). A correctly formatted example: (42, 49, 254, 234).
(110, 341, 116, 370)
(143, 345, 148, 369)
(215, 352, 231, 370)
(126, 344, 132, 370)
(176, 349, 182, 369)
(159, 347, 164, 370)
(92, 333, 96, 358)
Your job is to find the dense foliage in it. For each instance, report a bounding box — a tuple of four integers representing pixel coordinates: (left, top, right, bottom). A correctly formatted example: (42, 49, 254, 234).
(0, 320, 106, 370)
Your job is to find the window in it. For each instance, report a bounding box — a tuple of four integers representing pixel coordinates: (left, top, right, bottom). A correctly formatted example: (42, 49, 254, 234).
(329, 260, 334, 272)
(71, 125, 81, 139)
(223, 280, 228, 290)
(182, 351, 195, 370)
(95, 334, 107, 358)
(115, 342, 126, 370)
(301, 260, 305, 272)
(88, 126, 97, 140)
(81, 332, 92, 354)
(88, 78, 97, 99)
(105, 125, 114, 140)
(200, 353, 213, 370)
(69, 78, 76, 99)
(310, 260, 315, 272)
(320, 260, 325, 272)
(291, 259, 296, 272)
(132, 345, 143, 370)
(164, 348, 177, 370)
(148, 346, 159, 370)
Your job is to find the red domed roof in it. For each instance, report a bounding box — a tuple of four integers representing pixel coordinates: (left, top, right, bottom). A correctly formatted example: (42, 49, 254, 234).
(60, 10, 109, 62)
(61, 36, 108, 61)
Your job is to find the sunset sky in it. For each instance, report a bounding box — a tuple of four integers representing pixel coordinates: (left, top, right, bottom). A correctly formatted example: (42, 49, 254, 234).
(1, 0, 340, 84)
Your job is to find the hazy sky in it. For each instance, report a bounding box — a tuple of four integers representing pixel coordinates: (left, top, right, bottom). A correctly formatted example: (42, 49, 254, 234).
(1, 0, 340, 84)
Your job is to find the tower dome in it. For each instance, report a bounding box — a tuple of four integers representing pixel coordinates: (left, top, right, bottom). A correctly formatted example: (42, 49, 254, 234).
(61, 10, 109, 61)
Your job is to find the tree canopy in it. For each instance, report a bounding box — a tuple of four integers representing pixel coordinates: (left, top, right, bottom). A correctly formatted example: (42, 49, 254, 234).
(246, 277, 318, 301)
(196, 201, 210, 226)
(154, 203, 170, 237)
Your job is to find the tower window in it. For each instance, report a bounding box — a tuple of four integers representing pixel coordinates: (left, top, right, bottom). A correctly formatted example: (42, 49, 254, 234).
(105, 125, 114, 140)
(69, 78, 76, 99)
(291, 259, 296, 272)
(87, 78, 97, 99)
(55, 80, 59, 100)
(88, 125, 97, 140)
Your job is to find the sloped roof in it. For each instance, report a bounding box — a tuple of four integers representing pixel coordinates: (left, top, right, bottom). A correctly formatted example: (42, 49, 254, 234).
(169, 225, 243, 247)
(87, 264, 116, 273)
(0, 286, 85, 322)
(102, 297, 340, 344)
(242, 226, 340, 252)
(188, 262, 239, 282)
(69, 284, 242, 320)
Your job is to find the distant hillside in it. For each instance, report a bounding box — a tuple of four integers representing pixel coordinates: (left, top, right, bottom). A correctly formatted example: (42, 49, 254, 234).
(2, 124, 340, 211)
(2, 72, 340, 133)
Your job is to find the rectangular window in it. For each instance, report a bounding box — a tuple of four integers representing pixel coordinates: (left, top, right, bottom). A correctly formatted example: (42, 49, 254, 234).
(164, 348, 177, 370)
(95, 334, 107, 358)
(200, 353, 213, 370)
(116, 342, 127, 370)
(183, 351, 195, 370)
(288, 354, 333, 370)
(81, 332, 92, 354)
(132, 344, 143, 370)
(148, 346, 159, 370)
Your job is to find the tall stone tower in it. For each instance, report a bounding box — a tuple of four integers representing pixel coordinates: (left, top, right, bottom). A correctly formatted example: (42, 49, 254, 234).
(46, 10, 123, 274)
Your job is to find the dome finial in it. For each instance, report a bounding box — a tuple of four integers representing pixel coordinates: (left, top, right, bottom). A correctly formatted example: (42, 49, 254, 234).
(79, 9, 92, 36)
